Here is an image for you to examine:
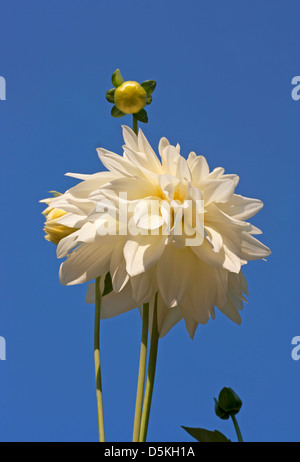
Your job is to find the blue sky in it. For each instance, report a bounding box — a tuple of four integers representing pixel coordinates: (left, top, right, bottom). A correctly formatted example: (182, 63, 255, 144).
(0, 0, 299, 442)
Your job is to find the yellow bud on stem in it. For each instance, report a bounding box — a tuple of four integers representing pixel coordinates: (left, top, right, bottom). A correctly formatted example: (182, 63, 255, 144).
(115, 81, 147, 114)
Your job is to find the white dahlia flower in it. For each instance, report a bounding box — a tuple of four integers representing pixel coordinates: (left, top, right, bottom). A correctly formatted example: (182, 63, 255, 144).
(46, 126, 270, 338)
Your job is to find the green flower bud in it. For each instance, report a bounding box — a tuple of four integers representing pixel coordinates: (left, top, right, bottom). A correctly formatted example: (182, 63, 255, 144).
(114, 81, 147, 114)
(214, 387, 242, 420)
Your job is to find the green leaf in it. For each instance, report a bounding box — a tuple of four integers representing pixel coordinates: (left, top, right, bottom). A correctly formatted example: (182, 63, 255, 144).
(112, 69, 124, 88)
(134, 108, 148, 123)
(141, 80, 157, 95)
(181, 426, 231, 443)
(111, 105, 125, 118)
(102, 272, 113, 296)
(106, 88, 115, 103)
(146, 95, 152, 105)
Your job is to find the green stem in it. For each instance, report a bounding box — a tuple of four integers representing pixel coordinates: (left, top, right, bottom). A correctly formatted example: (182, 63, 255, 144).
(139, 294, 159, 442)
(133, 114, 138, 135)
(231, 414, 243, 442)
(132, 303, 149, 442)
(94, 277, 105, 442)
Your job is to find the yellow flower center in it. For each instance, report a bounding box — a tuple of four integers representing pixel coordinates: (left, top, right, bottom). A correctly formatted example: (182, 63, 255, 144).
(114, 81, 147, 114)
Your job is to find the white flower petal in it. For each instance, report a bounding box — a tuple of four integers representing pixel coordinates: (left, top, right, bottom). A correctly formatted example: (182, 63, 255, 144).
(218, 194, 264, 220)
(66, 172, 116, 198)
(239, 270, 249, 296)
(191, 236, 241, 273)
(65, 172, 115, 182)
(124, 235, 166, 277)
(133, 198, 164, 230)
(181, 257, 217, 324)
(176, 156, 192, 183)
(86, 281, 137, 318)
(158, 137, 170, 159)
(240, 232, 271, 260)
(218, 298, 242, 324)
(56, 230, 80, 259)
(99, 176, 158, 203)
(158, 174, 180, 201)
(189, 155, 210, 185)
(248, 224, 262, 235)
(146, 293, 182, 338)
(187, 151, 197, 165)
(222, 235, 243, 273)
(157, 246, 192, 308)
(110, 239, 129, 293)
(59, 240, 114, 285)
(161, 145, 181, 176)
(137, 129, 163, 173)
(130, 266, 158, 305)
(159, 305, 182, 338)
(97, 148, 141, 177)
(77, 222, 98, 243)
(57, 213, 86, 228)
(122, 125, 139, 151)
(49, 194, 93, 216)
(228, 271, 249, 298)
(214, 268, 228, 308)
(212, 206, 247, 231)
(202, 178, 236, 205)
(205, 226, 223, 253)
(208, 167, 225, 178)
(222, 174, 240, 187)
(215, 270, 249, 324)
(182, 312, 198, 339)
(65, 173, 94, 180)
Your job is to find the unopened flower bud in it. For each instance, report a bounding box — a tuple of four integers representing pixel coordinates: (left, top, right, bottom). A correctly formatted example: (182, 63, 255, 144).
(106, 70, 156, 123)
(114, 81, 147, 114)
(214, 387, 242, 420)
(41, 196, 78, 245)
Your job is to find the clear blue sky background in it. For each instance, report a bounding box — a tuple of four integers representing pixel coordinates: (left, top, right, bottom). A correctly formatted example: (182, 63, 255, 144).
(0, 0, 299, 442)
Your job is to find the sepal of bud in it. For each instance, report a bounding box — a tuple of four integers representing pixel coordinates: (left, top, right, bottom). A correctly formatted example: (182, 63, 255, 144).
(106, 88, 115, 103)
(111, 69, 125, 88)
(111, 105, 125, 118)
(134, 108, 148, 124)
(48, 191, 62, 197)
(141, 80, 157, 95)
